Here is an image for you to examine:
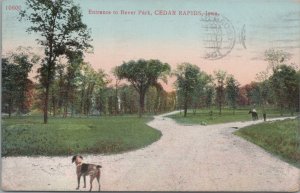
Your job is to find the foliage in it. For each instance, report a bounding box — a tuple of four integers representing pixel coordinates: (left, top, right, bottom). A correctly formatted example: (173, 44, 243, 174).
(2, 47, 38, 116)
(225, 75, 240, 114)
(191, 72, 212, 114)
(204, 82, 215, 109)
(214, 70, 227, 115)
(118, 85, 139, 114)
(174, 63, 201, 117)
(115, 59, 170, 117)
(269, 65, 299, 115)
(19, 0, 92, 123)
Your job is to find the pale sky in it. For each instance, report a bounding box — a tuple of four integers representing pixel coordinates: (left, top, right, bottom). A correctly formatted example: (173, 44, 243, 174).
(2, 0, 300, 90)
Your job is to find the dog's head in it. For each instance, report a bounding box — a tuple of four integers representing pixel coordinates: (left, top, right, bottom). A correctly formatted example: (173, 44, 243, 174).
(72, 155, 83, 165)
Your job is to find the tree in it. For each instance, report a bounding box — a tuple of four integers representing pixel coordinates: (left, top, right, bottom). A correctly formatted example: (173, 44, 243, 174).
(118, 85, 139, 114)
(249, 83, 260, 105)
(20, 0, 92, 123)
(237, 86, 249, 106)
(112, 68, 121, 115)
(270, 65, 298, 115)
(225, 75, 240, 114)
(174, 63, 201, 117)
(145, 86, 158, 114)
(2, 48, 38, 116)
(255, 71, 273, 112)
(77, 63, 108, 116)
(204, 82, 215, 110)
(214, 70, 227, 115)
(191, 71, 210, 115)
(264, 48, 291, 71)
(296, 70, 300, 112)
(115, 59, 170, 117)
(62, 53, 83, 117)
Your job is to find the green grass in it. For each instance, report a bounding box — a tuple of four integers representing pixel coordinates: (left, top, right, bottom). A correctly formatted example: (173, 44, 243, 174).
(2, 115, 161, 157)
(168, 108, 294, 125)
(235, 118, 300, 168)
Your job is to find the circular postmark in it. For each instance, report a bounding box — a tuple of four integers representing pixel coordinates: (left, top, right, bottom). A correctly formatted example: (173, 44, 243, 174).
(201, 15, 236, 60)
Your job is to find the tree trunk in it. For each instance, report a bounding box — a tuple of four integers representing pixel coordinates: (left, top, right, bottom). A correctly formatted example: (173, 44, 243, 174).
(71, 101, 74, 117)
(44, 83, 50, 124)
(52, 89, 56, 117)
(63, 106, 68, 118)
(184, 98, 188, 117)
(139, 92, 145, 118)
(114, 80, 119, 115)
(80, 84, 85, 115)
(8, 97, 12, 118)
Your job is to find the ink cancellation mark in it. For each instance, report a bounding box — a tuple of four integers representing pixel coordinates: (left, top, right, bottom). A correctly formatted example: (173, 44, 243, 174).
(201, 15, 246, 60)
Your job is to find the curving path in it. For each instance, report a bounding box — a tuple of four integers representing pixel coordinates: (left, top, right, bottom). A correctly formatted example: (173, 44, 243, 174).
(2, 111, 299, 191)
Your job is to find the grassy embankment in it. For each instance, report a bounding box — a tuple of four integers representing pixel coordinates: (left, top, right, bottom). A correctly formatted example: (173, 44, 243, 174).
(235, 118, 300, 168)
(2, 115, 161, 156)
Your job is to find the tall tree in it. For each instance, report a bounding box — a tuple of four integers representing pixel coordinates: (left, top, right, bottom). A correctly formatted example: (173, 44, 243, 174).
(115, 59, 170, 117)
(203, 75, 215, 110)
(225, 75, 240, 114)
(2, 48, 38, 116)
(191, 71, 210, 115)
(174, 63, 201, 117)
(256, 71, 273, 112)
(270, 65, 298, 115)
(118, 85, 139, 114)
(112, 68, 121, 115)
(19, 0, 92, 123)
(78, 63, 107, 116)
(214, 70, 227, 115)
(62, 53, 83, 117)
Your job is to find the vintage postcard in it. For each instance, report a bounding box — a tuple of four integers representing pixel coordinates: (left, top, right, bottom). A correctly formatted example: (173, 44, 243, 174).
(1, 0, 300, 191)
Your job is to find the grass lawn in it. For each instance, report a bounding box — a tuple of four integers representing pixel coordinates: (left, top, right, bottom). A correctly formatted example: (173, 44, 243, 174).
(2, 115, 161, 157)
(168, 108, 294, 125)
(235, 118, 300, 168)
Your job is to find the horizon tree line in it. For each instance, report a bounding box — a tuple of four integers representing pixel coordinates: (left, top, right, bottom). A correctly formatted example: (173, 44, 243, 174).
(2, 47, 299, 120)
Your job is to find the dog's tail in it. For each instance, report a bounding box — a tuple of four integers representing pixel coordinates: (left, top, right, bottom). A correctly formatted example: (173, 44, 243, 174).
(96, 165, 102, 169)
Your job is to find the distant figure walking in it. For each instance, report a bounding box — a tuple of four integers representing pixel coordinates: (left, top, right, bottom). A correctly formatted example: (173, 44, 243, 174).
(263, 113, 266, 121)
(249, 109, 258, 120)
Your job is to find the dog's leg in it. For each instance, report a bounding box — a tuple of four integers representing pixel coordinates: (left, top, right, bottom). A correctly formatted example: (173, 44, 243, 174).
(76, 174, 81, 190)
(89, 176, 95, 192)
(97, 170, 101, 191)
(97, 175, 100, 191)
(83, 175, 86, 188)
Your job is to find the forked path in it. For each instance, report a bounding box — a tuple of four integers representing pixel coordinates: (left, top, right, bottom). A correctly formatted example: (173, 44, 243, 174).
(2, 112, 299, 191)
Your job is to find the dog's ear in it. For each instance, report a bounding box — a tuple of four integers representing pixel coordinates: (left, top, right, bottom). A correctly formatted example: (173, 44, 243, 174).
(79, 155, 83, 159)
(72, 155, 77, 163)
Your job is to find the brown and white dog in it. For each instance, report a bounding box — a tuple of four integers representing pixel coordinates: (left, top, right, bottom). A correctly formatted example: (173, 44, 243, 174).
(72, 155, 102, 191)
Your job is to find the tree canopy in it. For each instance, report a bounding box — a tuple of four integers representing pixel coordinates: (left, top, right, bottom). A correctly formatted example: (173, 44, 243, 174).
(19, 0, 92, 123)
(270, 65, 299, 115)
(115, 59, 170, 117)
(2, 47, 38, 116)
(174, 63, 202, 117)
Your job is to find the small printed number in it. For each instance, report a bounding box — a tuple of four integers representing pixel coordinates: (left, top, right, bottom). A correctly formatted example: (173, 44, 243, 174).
(6, 5, 21, 11)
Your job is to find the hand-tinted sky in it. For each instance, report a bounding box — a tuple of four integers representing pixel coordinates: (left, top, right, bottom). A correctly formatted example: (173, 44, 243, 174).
(2, 0, 300, 90)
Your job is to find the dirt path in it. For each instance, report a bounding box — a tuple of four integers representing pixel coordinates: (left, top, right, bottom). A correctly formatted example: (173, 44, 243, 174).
(1, 112, 299, 191)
